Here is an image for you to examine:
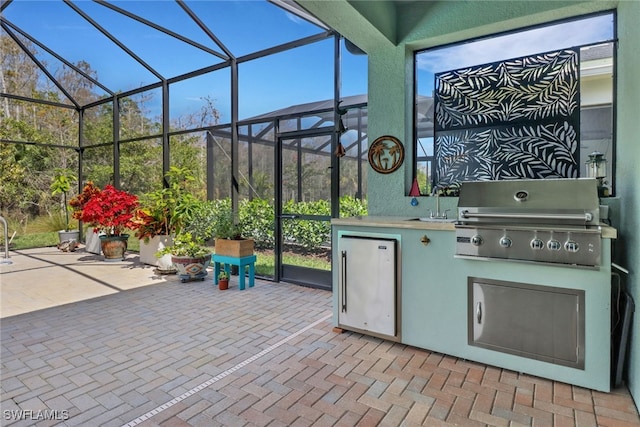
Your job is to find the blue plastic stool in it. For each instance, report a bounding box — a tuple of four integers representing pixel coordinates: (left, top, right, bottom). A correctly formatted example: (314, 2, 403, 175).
(212, 254, 257, 290)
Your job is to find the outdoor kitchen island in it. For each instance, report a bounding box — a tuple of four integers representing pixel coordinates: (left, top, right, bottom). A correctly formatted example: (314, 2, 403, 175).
(331, 214, 617, 392)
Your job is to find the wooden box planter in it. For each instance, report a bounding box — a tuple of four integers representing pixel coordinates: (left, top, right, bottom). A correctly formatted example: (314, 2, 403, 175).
(214, 238, 254, 258)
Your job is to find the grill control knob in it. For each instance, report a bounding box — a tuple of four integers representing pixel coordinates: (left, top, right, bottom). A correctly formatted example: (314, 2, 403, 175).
(471, 235, 483, 246)
(547, 239, 561, 251)
(530, 238, 544, 250)
(565, 241, 579, 252)
(499, 236, 512, 248)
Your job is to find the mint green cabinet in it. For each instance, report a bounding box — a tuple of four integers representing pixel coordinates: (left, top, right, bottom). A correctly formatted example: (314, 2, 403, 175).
(331, 218, 613, 392)
(397, 228, 468, 354)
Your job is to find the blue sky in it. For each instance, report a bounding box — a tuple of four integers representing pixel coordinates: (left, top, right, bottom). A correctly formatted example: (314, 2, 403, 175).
(9, 2, 612, 125)
(416, 13, 614, 98)
(3, 0, 368, 122)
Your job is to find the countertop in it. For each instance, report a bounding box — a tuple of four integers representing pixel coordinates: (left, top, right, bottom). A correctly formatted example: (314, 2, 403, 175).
(331, 216, 457, 231)
(331, 215, 618, 238)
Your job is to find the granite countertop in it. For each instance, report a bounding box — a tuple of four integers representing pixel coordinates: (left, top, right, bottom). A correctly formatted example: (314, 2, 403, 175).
(331, 216, 457, 231)
(331, 216, 618, 238)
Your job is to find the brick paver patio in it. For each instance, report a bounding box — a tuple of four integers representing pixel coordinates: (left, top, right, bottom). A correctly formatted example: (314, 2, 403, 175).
(1, 248, 639, 426)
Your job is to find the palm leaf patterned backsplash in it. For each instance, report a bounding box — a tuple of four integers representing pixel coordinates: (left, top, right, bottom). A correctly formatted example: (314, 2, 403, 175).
(434, 48, 579, 186)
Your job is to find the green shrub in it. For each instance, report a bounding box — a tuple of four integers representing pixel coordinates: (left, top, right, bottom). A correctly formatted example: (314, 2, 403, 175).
(240, 198, 275, 249)
(339, 195, 368, 217)
(282, 199, 331, 250)
(239, 196, 366, 251)
(181, 199, 219, 242)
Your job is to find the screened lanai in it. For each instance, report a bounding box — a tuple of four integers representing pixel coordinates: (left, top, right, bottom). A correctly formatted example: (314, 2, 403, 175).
(0, 0, 371, 288)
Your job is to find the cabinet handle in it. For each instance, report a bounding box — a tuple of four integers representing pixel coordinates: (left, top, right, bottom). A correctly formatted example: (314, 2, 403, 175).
(476, 302, 482, 324)
(341, 250, 347, 312)
(420, 235, 430, 246)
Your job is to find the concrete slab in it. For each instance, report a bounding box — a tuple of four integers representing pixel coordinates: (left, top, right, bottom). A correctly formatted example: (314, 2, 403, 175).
(0, 247, 179, 318)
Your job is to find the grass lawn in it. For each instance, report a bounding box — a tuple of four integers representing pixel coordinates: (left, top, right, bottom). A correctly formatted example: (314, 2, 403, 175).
(6, 231, 331, 278)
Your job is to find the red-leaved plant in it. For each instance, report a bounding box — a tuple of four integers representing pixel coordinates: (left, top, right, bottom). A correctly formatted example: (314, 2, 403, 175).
(69, 181, 101, 224)
(78, 185, 139, 237)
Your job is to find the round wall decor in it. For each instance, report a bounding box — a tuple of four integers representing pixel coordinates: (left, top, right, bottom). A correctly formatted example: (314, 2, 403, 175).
(368, 135, 404, 174)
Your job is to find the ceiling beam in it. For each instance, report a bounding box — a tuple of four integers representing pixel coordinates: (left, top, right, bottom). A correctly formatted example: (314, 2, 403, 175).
(294, 0, 397, 52)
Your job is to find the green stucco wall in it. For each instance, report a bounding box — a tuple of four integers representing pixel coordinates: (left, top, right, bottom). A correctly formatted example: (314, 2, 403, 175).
(614, 0, 640, 403)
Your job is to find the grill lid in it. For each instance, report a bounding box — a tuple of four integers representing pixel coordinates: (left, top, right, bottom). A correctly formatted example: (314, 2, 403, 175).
(457, 178, 600, 226)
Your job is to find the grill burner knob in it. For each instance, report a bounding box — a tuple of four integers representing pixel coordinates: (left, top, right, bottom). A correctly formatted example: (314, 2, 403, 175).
(471, 235, 483, 246)
(499, 236, 512, 248)
(565, 241, 579, 252)
(530, 238, 544, 250)
(547, 239, 562, 251)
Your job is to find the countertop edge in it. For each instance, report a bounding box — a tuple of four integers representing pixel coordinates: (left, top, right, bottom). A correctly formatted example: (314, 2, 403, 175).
(331, 216, 618, 238)
(600, 225, 617, 239)
(331, 216, 456, 231)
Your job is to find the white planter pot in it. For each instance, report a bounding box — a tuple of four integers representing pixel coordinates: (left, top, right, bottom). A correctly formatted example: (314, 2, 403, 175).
(85, 229, 103, 255)
(58, 230, 80, 242)
(140, 235, 174, 271)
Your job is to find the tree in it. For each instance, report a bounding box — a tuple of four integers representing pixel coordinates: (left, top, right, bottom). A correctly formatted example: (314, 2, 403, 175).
(0, 36, 39, 120)
(49, 168, 76, 231)
(0, 33, 222, 230)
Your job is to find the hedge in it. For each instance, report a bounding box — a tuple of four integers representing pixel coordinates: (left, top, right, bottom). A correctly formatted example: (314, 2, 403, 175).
(185, 196, 367, 251)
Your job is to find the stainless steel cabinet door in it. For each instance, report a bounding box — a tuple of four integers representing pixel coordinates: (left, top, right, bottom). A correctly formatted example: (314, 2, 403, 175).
(338, 236, 397, 337)
(469, 278, 585, 369)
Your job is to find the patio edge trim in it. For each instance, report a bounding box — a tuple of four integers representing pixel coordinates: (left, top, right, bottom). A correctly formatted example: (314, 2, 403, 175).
(121, 312, 332, 427)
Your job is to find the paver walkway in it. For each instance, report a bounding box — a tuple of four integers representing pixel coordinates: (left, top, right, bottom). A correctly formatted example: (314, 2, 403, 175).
(1, 248, 639, 426)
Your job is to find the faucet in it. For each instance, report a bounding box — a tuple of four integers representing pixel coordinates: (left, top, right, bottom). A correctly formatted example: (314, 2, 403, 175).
(429, 189, 450, 219)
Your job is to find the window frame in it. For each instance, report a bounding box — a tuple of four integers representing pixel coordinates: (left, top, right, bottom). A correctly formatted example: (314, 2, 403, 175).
(413, 10, 617, 196)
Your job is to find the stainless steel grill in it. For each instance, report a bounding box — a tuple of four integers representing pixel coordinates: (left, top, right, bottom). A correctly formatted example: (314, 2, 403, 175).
(455, 178, 603, 268)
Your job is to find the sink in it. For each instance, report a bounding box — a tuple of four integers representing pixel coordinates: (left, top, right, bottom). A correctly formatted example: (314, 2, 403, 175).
(406, 217, 457, 223)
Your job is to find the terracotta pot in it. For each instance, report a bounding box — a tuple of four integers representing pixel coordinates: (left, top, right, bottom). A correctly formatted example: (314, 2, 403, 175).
(171, 254, 211, 282)
(218, 278, 229, 290)
(100, 235, 129, 262)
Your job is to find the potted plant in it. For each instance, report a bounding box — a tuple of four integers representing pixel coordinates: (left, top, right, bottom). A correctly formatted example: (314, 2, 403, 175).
(218, 270, 230, 290)
(69, 181, 102, 254)
(133, 207, 175, 272)
(50, 168, 80, 245)
(157, 232, 212, 282)
(133, 166, 198, 270)
(213, 202, 254, 258)
(77, 184, 139, 261)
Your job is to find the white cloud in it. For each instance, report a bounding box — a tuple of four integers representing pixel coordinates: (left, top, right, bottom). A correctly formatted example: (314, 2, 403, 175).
(284, 11, 305, 25)
(417, 14, 613, 73)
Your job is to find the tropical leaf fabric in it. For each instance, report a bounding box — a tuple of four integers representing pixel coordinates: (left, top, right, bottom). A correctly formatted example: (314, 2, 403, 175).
(434, 48, 580, 185)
